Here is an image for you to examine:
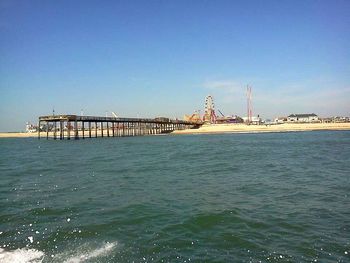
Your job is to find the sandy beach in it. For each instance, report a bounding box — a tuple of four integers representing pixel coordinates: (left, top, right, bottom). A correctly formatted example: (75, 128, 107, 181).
(0, 130, 156, 138)
(0, 131, 109, 138)
(0, 132, 38, 138)
(172, 122, 350, 135)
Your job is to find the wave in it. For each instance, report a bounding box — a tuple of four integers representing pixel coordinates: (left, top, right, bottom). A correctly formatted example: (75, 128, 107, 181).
(0, 242, 117, 263)
(62, 242, 117, 263)
(0, 247, 44, 263)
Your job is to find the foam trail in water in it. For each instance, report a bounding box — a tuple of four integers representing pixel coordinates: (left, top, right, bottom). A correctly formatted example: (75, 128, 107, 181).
(0, 247, 44, 263)
(63, 242, 117, 263)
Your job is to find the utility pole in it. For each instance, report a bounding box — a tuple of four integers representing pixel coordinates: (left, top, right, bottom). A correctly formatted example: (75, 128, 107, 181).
(247, 86, 252, 124)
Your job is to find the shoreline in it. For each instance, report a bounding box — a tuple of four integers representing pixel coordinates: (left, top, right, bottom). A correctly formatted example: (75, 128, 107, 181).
(0, 132, 38, 138)
(1, 123, 350, 138)
(172, 122, 350, 135)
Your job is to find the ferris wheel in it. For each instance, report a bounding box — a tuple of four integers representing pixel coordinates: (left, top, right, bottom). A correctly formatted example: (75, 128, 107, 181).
(204, 95, 217, 123)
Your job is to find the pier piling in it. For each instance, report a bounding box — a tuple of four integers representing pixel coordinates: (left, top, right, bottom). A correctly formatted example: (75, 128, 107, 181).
(38, 115, 201, 140)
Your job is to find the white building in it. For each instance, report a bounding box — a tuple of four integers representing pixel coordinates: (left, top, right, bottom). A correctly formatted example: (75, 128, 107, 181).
(242, 116, 262, 124)
(274, 117, 287, 124)
(26, 122, 37, 133)
(287, 114, 319, 123)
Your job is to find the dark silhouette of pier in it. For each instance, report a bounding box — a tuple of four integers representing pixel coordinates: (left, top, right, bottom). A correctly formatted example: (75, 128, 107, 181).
(38, 115, 202, 140)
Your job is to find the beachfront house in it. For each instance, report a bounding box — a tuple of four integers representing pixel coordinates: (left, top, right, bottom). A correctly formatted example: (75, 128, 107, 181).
(242, 116, 262, 124)
(274, 117, 287, 123)
(25, 122, 38, 133)
(287, 113, 319, 123)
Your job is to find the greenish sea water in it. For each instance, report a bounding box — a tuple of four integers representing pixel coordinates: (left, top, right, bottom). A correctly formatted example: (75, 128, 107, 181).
(0, 131, 349, 262)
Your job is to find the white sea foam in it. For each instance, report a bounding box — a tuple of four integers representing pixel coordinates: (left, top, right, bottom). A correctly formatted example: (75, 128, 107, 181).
(0, 241, 117, 263)
(63, 242, 117, 263)
(0, 247, 44, 263)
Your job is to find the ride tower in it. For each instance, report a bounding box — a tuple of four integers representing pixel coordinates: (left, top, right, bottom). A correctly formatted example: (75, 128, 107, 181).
(203, 95, 217, 124)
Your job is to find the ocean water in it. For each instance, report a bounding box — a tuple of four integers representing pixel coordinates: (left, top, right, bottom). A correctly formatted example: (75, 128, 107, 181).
(0, 131, 349, 262)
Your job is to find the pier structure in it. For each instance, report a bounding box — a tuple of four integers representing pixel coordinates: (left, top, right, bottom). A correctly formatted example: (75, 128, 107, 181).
(38, 115, 201, 140)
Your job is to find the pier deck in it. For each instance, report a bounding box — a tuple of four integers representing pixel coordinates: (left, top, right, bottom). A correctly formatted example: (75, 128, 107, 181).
(38, 115, 201, 139)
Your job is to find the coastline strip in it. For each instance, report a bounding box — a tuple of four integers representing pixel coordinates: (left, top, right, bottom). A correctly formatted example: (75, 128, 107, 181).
(1, 123, 350, 138)
(172, 123, 350, 135)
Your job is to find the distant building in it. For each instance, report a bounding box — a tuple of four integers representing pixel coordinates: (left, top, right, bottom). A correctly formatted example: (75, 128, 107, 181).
(216, 115, 244, 124)
(331, 116, 350, 123)
(287, 113, 319, 123)
(242, 116, 262, 125)
(274, 117, 287, 123)
(26, 122, 37, 133)
(320, 116, 350, 123)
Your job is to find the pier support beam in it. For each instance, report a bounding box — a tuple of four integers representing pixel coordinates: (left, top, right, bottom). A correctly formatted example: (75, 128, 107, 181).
(46, 121, 49, 139)
(74, 120, 78, 140)
(38, 121, 41, 139)
(67, 121, 70, 140)
(107, 122, 110, 137)
(81, 121, 84, 139)
(62, 121, 65, 139)
(54, 121, 57, 140)
(59, 121, 63, 140)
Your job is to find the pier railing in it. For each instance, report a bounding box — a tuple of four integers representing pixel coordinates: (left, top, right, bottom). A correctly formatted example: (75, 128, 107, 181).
(38, 115, 202, 140)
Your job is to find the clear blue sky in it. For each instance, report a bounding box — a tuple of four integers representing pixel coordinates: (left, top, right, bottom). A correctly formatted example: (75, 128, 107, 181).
(1, 0, 349, 131)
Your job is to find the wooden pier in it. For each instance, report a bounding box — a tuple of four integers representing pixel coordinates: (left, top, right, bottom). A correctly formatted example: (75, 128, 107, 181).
(38, 115, 201, 140)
